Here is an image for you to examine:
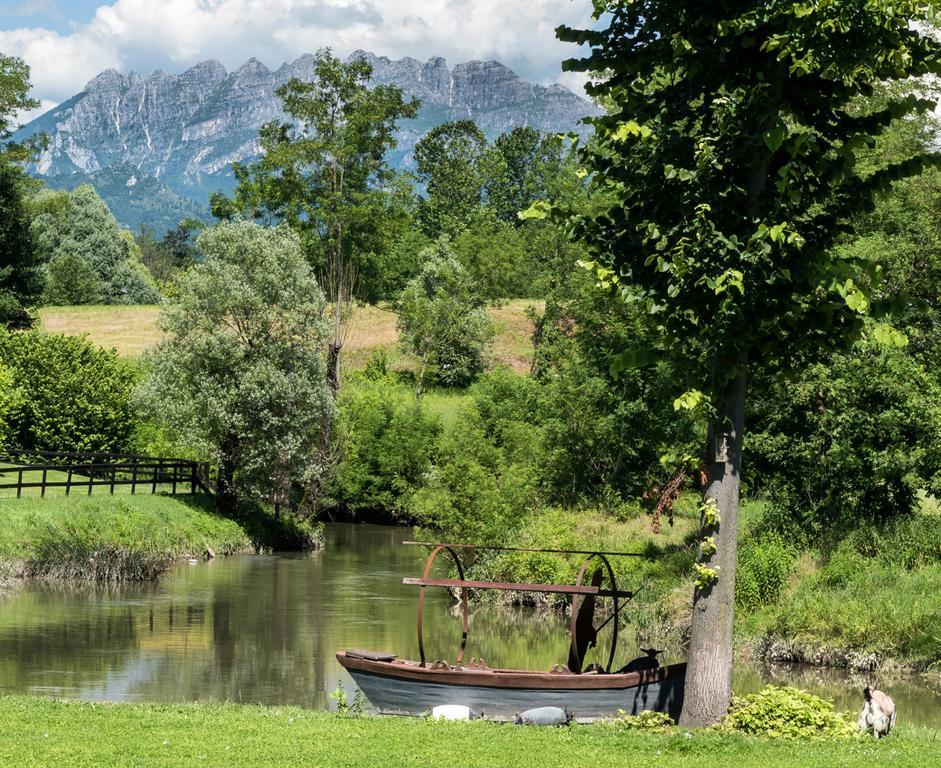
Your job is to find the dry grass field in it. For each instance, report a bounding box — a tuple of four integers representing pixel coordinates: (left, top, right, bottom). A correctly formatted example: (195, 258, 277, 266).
(39, 300, 544, 373)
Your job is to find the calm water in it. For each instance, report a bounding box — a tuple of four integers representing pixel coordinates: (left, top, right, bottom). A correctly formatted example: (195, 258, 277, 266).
(0, 523, 939, 726)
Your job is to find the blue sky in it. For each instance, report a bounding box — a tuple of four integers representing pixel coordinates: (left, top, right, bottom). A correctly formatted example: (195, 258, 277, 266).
(0, 0, 597, 125)
(0, 1, 101, 33)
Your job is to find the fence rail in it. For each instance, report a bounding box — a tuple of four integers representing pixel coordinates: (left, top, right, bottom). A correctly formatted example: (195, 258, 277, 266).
(0, 449, 214, 499)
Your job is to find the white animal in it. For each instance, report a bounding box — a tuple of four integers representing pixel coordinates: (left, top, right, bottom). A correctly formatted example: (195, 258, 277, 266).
(858, 687, 896, 738)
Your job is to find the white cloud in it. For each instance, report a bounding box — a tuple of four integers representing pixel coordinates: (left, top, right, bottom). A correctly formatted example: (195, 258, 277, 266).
(1, 0, 597, 109)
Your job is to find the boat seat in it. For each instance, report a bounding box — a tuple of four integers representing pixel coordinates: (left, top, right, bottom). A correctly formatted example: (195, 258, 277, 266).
(345, 649, 398, 662)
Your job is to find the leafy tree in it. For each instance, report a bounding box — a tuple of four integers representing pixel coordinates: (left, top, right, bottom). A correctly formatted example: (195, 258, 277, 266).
(32, 185, 161, 305)
(555, 1, 941, 725)
(159, 219, 203, 270)
(0, 55, 43, 328)
(485, 128, 563, 225)
(414, 120, 488, 237)
(328, 376, 441, 519)
(747, 343, 941, 540)
(212, 48, 418, 398)
(0, 328, 138, 452)
(396, 241, 494, 394)
(139, 222, 334, 517)
(0, 161, 43, 326)
(451, 210, 533, 299)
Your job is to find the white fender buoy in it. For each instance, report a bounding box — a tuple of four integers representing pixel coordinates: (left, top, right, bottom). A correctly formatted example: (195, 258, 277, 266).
(432, 705, 475, 720)
(514, 706, 570, 726)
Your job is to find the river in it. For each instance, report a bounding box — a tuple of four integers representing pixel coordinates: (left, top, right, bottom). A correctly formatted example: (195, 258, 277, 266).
(0, 523, 938, 726)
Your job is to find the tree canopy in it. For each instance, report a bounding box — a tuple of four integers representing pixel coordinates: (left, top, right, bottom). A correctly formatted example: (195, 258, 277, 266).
(140, 222, 334, 516)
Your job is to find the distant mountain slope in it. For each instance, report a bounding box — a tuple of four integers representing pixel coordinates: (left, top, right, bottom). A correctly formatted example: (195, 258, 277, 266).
(42, 162, 210, 235)
(14, 52, 598, 234)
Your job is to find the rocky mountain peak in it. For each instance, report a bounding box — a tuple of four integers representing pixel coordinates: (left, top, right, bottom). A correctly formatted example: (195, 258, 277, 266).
(16, 50, 598, 234)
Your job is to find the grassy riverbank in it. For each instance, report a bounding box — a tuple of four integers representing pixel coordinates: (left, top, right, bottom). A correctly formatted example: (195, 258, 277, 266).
(0, 696, 937, 768)
(0, 495, 250, 581)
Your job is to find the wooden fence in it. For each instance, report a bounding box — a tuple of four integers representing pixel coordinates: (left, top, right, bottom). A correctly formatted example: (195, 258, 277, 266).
(0, 448, 214, 499)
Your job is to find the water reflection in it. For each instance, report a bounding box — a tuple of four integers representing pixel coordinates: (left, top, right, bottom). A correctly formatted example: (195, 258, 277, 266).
(0, 523, 938, 727)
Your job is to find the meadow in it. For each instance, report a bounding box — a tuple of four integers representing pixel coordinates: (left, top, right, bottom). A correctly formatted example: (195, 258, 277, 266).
(38, 300, 544, 372)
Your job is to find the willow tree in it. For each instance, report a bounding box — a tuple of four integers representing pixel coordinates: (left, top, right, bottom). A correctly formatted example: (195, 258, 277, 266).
(553, 1, 941, 726)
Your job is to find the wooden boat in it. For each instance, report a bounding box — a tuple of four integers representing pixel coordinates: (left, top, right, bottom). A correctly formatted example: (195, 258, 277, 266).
(337, 542, 686, 722)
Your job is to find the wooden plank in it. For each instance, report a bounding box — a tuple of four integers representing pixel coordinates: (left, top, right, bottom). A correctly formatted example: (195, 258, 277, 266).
(403, 541, 646, 558)
(402, 577, 633, 599)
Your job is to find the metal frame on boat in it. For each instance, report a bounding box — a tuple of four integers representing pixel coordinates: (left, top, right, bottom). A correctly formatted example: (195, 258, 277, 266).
(336, 542, 687, 722)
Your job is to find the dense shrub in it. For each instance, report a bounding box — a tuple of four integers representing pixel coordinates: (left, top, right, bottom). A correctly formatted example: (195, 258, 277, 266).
(721, 686, 856, 739)
(736, 537, 797, 612)
(329, 377, 441, 519)
(535, 272, 699, 504)
(408, 409, 540, 545)
(747, 343, 941, 539)
(396, 241, 494, 391)
(0, 328, 138, 452)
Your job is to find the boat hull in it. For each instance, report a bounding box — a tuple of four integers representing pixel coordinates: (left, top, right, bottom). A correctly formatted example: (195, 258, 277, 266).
(337, 652, 686, 722)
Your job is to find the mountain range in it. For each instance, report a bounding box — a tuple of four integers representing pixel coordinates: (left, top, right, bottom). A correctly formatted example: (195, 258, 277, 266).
(13, 52, 599, 234)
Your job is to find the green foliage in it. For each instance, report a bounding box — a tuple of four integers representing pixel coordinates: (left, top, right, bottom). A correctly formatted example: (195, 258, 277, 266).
(608, 710, 676, 731)
(748, 343, 941, 538)
(451, 210, 535, 300)
(0, 160, 43, 328)
(0, 361, 18, 447)
(721, 686, 856, 740)
(415, 120, 488, 237)
(329, 376, 441, 519)
(0, 328, 138, 452)
(535, 266, 700, 504)
(557, 4, 941, 397)
(484, 128, 563, 226)
(31, 186, 161, 305)
(139, 221, 334, 510)
(396, 241, 494, 391)
(408, 408, 540, 546)
(745, 513, 941, 660)
(736, 538, 796, 612)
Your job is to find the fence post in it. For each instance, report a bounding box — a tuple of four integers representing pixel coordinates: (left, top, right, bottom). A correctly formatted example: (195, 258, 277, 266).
(41, 467, 47, 498)
(65, 468, 72, 496)
(16, 468, 23, 499)
(171, 463, 178, 495)
(87, 465, 94, 495)
(110, 466, 116, 495)
(152, 459, 160, 494)
(131, 460, 137, 495)
(190, 462, 197, 495)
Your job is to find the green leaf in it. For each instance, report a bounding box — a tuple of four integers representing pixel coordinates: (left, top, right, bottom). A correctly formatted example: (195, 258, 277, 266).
(673, 389, 705, 411)
(869, 323, 908, 348)
(613, 120, 653, 142)
(518, 201, 551, 221)
(763, 122, 787, 152)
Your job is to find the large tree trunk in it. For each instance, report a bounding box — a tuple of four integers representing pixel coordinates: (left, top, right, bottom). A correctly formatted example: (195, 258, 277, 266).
(678, 365, 747, 727)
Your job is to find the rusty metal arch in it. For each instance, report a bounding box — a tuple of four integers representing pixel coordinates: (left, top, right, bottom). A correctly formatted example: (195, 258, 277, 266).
(417, 545, 469, 667)
(569, 552, 620, 674)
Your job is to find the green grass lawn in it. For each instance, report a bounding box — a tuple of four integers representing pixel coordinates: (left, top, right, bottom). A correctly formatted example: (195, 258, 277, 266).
(0, 494, 249, 580)
(0, 464, 185, 500)
(0, 696, 937, 768)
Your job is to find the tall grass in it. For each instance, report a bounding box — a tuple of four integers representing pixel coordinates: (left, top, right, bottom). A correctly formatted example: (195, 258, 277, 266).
(0, 495, 250, 582)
